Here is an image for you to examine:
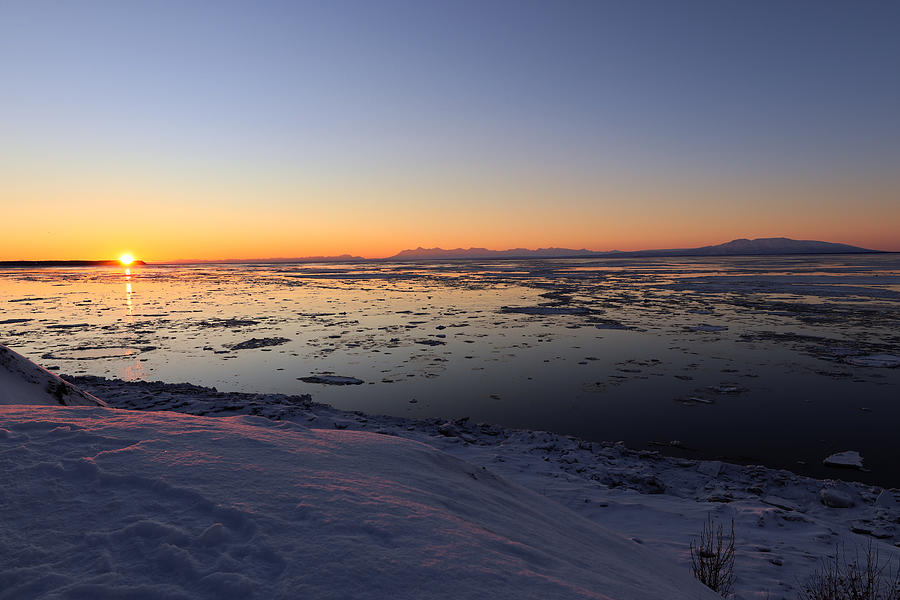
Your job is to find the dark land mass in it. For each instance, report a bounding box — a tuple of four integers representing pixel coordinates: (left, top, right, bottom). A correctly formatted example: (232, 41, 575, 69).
(0, 260, 147, 268)
(386, 238, 881, 261)
(31, 239, 880, 267)
(164, 254, 367, 265)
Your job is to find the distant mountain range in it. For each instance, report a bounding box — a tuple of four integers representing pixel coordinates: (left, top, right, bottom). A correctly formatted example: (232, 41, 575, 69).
(387, 247, 598, 260)
(2, 240, 882, 267)
(386, 238, 879, 261)
(602, 237, 877, 258)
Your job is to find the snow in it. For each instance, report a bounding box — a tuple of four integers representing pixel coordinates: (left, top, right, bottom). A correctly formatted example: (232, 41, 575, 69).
(819, 488, 855, 508)
(875, 489, 898, 510)
(67, 373, 900, 598)
(761, 495, 800, 511)
(0, 344, 105, 407)
(2, 348, 899, 598)
(697, 460, 722, 477)
(0, 406, 717, 599)
(823, 450, 865, 470)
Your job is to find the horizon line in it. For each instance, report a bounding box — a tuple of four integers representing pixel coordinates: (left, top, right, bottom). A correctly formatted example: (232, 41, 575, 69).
(1, 237, 891, 265)
(144, 236, 888, 264)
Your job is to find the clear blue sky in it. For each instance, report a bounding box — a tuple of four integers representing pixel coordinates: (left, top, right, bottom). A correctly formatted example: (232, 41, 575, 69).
(2, 0, 899, 259)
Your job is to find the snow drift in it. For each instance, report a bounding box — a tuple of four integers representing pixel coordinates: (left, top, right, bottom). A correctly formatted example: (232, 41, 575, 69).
(0, 344, 104, 406)
(0, 406, 718, 599)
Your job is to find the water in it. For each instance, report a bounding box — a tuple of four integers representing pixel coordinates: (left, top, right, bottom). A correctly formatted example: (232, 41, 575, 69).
(2, 254, 899, 485)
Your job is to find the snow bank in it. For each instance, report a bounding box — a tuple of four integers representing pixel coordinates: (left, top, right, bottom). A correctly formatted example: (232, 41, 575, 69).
(0, 344, 104, 406)
(0, 406, 717, 599)
(69, 375, 900, 598)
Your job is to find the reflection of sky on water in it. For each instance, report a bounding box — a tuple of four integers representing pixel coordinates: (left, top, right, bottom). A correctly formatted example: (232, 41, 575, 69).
(1, 255, 899, 485)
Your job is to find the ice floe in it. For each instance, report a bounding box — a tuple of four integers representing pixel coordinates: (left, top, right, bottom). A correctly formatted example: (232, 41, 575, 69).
(824, 450, 865, 470)
(298, 375, 365, 385)
(819, 487, 856, 508)
(227, 337, 291, 350)
(845, 354, 900, 368)
(500, 305, 590, 315)
(687, 324, 728, 332)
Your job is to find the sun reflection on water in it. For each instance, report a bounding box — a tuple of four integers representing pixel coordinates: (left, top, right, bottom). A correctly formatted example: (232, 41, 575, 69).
(124, 270, 133, 319)
(121, 266, 144, 380)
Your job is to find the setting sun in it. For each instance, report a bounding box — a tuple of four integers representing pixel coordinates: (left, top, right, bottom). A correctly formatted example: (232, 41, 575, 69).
(119, 254, 134, 266)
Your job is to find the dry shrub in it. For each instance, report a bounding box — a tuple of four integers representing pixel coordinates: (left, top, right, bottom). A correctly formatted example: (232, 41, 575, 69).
(799, 540, 899, 600)
(690, 514, 736, 597)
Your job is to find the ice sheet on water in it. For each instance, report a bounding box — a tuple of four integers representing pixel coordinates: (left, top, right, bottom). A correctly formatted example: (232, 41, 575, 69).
(686, 323, 728, 332)
(824, 450, 865, 469)
(500, 305, 590, 315)
(845, 354, 900, 368)
(298, 375, 364, 385)
(227, 337, 291, 350)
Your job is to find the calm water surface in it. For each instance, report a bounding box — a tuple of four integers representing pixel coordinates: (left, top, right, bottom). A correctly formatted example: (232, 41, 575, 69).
(2, 255, 899, 485)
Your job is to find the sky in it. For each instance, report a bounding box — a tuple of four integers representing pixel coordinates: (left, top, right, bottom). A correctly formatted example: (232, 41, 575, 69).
(1, 0, 898, 260)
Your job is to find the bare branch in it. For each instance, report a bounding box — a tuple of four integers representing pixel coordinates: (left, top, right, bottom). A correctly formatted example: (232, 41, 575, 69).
(690, 514, 736, 597)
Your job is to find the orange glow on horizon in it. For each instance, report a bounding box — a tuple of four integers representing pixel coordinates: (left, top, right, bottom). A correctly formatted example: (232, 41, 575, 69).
(2, 165, 898, 260)
(119, 254, 135, 266)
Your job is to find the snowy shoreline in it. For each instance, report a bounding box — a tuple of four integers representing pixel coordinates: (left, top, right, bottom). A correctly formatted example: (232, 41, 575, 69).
(66, 374, 900, 598)
(2, 339, 898, 599)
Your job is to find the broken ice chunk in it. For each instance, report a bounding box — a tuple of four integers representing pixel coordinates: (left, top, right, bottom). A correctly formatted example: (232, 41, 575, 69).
(819, 487, 855, 508)
(874, 490, 897, 510)
(845, 354, 900, 368)
(823, 450, 864, 470)
(228, 337, 290, 350)
(687, 324, 728, 332)
(500, 306, 590, 315)
(762, 495, 799, 511)
(298, 375, 364, 385)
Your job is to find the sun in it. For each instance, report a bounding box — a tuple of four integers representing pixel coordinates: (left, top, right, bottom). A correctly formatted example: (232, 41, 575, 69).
(119, 253, 135, 266)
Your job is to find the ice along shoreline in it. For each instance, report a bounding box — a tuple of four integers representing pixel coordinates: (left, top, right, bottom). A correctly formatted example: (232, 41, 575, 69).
(67, 374, 900, 598)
